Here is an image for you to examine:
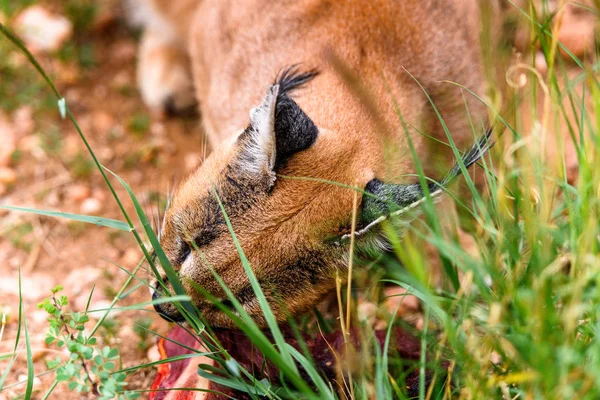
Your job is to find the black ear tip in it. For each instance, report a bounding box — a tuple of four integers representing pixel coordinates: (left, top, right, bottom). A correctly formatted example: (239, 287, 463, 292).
(275, 65, 319, 96)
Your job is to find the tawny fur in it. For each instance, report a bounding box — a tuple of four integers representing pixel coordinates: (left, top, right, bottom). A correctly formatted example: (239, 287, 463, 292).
(136, 0, 498, 327)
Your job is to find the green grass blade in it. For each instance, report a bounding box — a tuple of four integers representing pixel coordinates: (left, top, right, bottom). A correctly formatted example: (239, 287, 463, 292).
(103, 166, 200, 324)
(86, 295, 191, 313)
(190, 270, 319, 397)
(41, 380, 58, 400)
(0, 356, 17, 391)
(19, 268, 34, 400)
(212, 189, 299, 373)
(285, 344, 336, 400)
(115, 352, 215, 374)
(197, 364, 272, 398)
(418, 307, 430, 400)
(0, 205, 132, 231)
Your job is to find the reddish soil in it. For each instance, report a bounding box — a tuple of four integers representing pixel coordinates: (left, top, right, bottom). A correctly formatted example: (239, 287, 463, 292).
(0, 3, 207, 398)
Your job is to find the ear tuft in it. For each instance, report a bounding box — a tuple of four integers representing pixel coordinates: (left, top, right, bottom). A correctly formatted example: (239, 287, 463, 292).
(237, 66, 319, 178)
(275, 66, 319, 97)
(272, 66, 320, 168)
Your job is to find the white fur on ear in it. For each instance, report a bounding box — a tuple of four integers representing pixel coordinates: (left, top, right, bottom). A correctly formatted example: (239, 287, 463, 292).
(243, 84, 280, 174)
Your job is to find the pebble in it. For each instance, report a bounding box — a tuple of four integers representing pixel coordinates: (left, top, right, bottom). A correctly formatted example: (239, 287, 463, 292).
(150, 122, 166, 137)
(112, 71, 131, 89)
(147, 344, 161, 362)
(0, 113, 16, 167)
(45, 190, 60, 207)
(31, 309, 49, 326)
(17, 375, 41, 388)
(113, 41, 137, 63)
(19, 135, 40, 153)
(80, 197, 103, 214)
(184, 152, 202, 172)
(14, 5, 73, 53)
(0, 274, 56, 300)
(66, 184, 91, 202)
(65, 266, 102, 297)
(558, 4, 596, 59)
(13, 106, 35, 137)
(91, 188, 107, 202)
(93, 111, 115, 135)
(490, 351, 502, 365)
(122, 248, 142, 267)
(357, 301, 379, 325)
(534, 51, 548, 74)
(384, 286, 420, 312)
(0, 167, 16, 186)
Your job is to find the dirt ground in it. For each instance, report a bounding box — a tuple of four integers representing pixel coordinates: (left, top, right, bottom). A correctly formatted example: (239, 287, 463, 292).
(0, 2, 207, 398)
(0, 1, 596, 399)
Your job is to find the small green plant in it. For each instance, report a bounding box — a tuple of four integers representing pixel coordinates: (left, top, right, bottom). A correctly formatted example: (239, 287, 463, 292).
(39, 286, 139, 400)
(132, 317, 153, 351)
(68, 151, 95, 179)
(127, 113, 150, 137)
(5, 222, 34, 251)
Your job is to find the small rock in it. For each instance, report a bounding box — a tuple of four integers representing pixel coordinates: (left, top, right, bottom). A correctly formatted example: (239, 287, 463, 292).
(17, 375, 41, 388)
(558, 4, 596, 59)
(130, 170, 144, 184)
(147, 344, 161, 362)
(96, 147, 115, 162)
(54, 63, 79, 86)
(384, 286, 420, 312)
(14, 5, 73, 53)
(63, 135, 82, 159)
(80, 197, 102, 214)
(19, 135, 40, 152)
(66, 184, 90, 202)
(184, 152, 202, 172)
(93, 85, 109, 99)
(122, 248, 142, 267)
(534, 51, 548, 74)
(490, 351, 502, 365)
(31, 309, 49, 326)
(357, 301, 378, 324)
(415, 316, 425, 331)
(104, 247, 120, 261)
(0, 274, 56, 300)
(91, 188, 107, 202)
(65, 88, 82, 104)
(45, 190, 60, 207)
(0, 113, 16, 167)
(113, 41, 137, 63)
(150, 122, 166, 136)
(0, 167, 16, 186)
(13, 106, 35, 137)
(66, 267, 104, 309)
(112, 71, 131, 89)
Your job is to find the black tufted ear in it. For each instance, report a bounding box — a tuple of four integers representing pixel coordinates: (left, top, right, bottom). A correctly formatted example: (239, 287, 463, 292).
(272, 67, 319, 169)
(237, 67, 319, 177)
